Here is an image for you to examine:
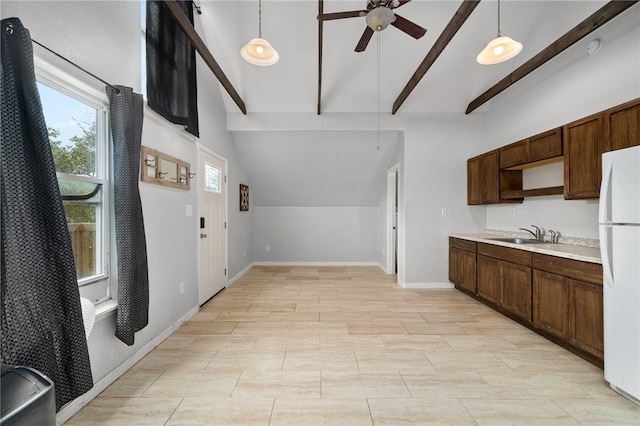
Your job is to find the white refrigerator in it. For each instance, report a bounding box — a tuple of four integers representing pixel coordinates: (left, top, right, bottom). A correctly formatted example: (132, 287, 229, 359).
(599, 145, 640, 404)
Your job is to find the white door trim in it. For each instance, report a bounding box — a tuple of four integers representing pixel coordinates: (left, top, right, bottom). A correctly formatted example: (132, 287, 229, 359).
(197, 144, 229, 304)
(386, 164, 399, 275)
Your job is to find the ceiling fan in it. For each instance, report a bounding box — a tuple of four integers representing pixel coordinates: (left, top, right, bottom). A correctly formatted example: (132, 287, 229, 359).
(320, 0, 427, 52)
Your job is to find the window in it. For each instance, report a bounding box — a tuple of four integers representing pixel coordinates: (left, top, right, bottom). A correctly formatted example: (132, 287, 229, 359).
(205, 163, 221, 194)
(36, 62, 111, 304)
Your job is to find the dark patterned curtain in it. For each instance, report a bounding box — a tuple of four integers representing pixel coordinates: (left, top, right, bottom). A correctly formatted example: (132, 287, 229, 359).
(107, 86, 149, 346)
(1, 17, 93, 411)
(146, 0, 199, 137)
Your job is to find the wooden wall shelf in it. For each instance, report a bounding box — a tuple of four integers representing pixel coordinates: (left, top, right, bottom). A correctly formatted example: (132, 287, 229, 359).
(501, 186, 564, 199)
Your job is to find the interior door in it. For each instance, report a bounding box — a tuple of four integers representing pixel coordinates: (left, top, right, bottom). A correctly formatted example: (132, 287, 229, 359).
(198, 149, 227, 305)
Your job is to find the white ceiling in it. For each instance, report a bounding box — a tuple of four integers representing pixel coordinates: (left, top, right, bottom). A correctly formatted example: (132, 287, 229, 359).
(195, 0, 617, 207)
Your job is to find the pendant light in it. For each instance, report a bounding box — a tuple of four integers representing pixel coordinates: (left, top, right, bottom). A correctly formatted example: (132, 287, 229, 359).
(241, 0, 279, 66)
(476, 0, 522, 65)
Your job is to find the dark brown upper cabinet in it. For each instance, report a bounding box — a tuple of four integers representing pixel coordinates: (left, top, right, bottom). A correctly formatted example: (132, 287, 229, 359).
(563, 112, 605, 200)
(500, 128, 563, 170)
(467, 150, 500, 205)
(604, 97, 640, 152)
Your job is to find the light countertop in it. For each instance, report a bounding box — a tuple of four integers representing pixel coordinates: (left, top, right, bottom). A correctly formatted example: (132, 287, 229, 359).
(450, 233, 602, 264)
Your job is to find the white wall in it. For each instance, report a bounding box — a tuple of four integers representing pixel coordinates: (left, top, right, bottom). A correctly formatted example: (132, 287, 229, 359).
(1, 1, 252, 420)
(402, 114, 487, 285)
(484, 5, 640, 241)
(253, 206, 379, 263)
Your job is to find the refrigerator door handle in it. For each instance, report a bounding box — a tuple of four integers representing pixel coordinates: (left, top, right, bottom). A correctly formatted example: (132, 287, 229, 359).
(599, 225, 615, 288)
(599, 160, 613, 223)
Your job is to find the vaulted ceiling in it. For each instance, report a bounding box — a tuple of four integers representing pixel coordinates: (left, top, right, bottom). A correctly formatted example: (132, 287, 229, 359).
(189, 1, 635, 206)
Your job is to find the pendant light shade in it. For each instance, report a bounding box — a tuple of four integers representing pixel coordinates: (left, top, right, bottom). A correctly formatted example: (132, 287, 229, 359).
(241, 38, 279, 66)
(477, 0, 522, 65)
(476, 35, 522, 65)
(241, 0, 279, 66)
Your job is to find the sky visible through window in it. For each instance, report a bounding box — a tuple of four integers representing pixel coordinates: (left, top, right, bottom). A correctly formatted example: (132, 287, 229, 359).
(38, 82, 95, 148)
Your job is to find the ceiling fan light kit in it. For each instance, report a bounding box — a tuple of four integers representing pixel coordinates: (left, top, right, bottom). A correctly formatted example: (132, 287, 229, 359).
(320, 0, 426, 52)
(366, 6, 395, 31)
(241, 0, 279, 66)
(477, 0, 522, 65)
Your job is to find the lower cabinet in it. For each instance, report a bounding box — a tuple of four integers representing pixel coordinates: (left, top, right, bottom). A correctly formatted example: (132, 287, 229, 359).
(476, 243, 533, 322)
(569, 279, 604, 360)
(532, 253, 604, 363)
(449, 238, 603, 367)
(533, 270, 569, 339)
(448, 238, 477, 293)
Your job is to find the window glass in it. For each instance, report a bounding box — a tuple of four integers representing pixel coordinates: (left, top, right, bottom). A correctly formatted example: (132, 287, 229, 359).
(205, 163, 221, 193)
(37, 78, 110, 301)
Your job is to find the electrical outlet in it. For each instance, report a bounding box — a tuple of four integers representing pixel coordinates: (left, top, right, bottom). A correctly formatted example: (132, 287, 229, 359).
(511, 208, 516, 216)
(441, 208, 447, 216)
(265, 245, 270, 252)
(243, 249, 246, 257)
(179, 282, 185, 295)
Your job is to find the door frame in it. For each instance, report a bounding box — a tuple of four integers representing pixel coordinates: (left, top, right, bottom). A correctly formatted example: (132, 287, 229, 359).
(386, 164, 399, 275)
(197, 144, 229, 303)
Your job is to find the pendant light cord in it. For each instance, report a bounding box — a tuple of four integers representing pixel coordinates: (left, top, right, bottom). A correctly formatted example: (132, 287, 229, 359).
(258, 0, 262, 38)
(377, 31, 381, 151)
(497, 0, 501, 36)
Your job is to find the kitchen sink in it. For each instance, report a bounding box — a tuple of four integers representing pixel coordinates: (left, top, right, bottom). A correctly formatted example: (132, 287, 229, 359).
(487, 237, 548, 244)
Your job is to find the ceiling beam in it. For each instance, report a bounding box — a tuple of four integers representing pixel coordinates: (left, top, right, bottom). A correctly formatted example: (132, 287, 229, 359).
(466, 0, 638, 114)
(392, 0, 481, 114)
(162, 0, 246, 114)
(318, 0, 324, 115)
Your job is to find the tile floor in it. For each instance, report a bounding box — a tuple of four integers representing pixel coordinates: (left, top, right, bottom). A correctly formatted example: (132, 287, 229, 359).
(67, 266, 640, 425)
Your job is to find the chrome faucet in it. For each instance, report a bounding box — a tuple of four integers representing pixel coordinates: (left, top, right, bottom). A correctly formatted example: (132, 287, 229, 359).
(531, 225, 542, 240)
(519, 225, 543, 240)
(548, 229, 559, 243)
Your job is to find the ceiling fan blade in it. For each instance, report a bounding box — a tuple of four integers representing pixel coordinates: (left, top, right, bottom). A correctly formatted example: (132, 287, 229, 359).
(320, 10, 367, 21)
(392, 0, 413, 8)
(391, 14, 427, 39)
(355, 27, 375, 52)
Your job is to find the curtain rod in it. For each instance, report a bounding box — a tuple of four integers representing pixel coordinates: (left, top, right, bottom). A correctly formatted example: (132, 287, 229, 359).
(32, 39, 120, 94)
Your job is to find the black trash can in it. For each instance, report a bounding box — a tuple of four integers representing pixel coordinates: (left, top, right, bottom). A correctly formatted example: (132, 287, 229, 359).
(1, 365, 55, 426)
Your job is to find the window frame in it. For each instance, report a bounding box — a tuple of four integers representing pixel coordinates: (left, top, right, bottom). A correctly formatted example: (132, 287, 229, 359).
(34, 56, 113, 305)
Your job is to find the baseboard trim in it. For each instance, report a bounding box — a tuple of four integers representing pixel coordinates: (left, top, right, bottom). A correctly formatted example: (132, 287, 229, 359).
(227, 263, 254, 286)
(252, 261, 382, 267)
(399, 282, 455, 289)
(56, 307, 198, 425)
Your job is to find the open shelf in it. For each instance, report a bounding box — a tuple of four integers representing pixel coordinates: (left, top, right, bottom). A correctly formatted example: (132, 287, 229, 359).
(501, 185, 564, 199)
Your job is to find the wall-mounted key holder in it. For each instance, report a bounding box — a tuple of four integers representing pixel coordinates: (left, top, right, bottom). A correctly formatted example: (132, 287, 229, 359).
(140, 146, 191, 190)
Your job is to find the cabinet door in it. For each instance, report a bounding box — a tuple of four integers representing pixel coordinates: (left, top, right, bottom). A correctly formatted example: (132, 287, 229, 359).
(502, 262, 532, 322)
(459, 249, 477, 294)
(467, 156, 483, 205)
(500, 140, 528, 169)
(477, 255, 501, 305)
(563, 113, 604, 199)
(529, 128, 563, 163)
(605, 98, 640, 152)
(448, 247, 461, 284)
(482, 150, 500, 204)
(533, 270, 569, 339)
(569, 279, 603, 359)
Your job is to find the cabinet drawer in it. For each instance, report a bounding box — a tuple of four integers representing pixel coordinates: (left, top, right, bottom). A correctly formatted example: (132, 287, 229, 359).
(449, 237, 476, 252)
(532, 253, 602, 286)
(529, 128, 562, 162)
(478, 243, 531, 266)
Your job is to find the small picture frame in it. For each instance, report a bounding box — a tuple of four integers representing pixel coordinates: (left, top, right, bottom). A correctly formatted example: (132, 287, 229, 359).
(239, 184, 249, 211)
